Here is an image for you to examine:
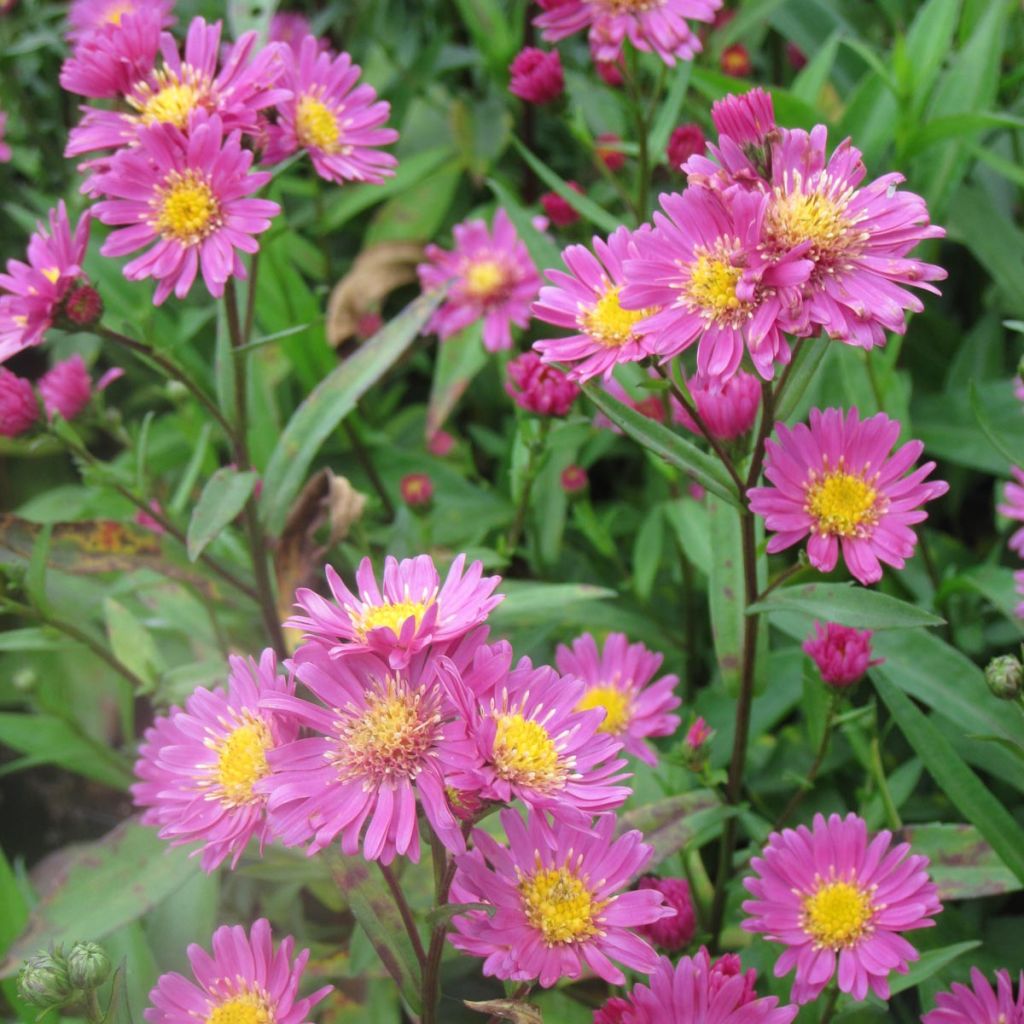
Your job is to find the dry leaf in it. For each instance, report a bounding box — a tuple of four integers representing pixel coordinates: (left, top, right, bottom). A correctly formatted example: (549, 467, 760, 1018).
(464, 998, 543, 1023)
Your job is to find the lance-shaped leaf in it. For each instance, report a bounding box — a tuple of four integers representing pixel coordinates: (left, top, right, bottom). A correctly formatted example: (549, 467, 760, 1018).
(748, 582, 945, 629)
(616, 789, 729, 866)
(900, 823, 1022, 900)
(186, 467, 258, 561)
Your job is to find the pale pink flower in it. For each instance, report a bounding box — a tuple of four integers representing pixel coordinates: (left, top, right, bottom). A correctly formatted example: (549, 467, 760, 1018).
(0, 369, 37, 437)
(803, 621, 882, 688)
(923, 967, 1024, 1024)
(509, 47, 564, 103)
(38, 354, 92, 420)
(998, 466, 1024, 558)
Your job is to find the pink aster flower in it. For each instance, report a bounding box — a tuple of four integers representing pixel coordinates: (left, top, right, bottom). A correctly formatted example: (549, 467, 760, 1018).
(441, 641, 631, 825)
(449, 808, 671, 987)
(38, 354, 92, 420)
(635, 876, 696, 951)
(0, 110, 10, 163)
(505, 350, 579, 416)
(998, 466, 1024, 558)
(667, 123, 706, 169)
(675, 370, 761, 440)
(554, 631, 680, 765)
(0, 202, 91, 363)
(259, 644, 465, 864)
(66, 0, 173, 43)
(622, 949, 797, 1024)
(263, 36, 398, 186)
(418, 209, 540, 352)
(803, 621, 882, 689)
(924, 967, 1024, 1024)
(742, 812, 941, 1004)
(509, 47, 565, 103)
(60, 8, 164, 98)
(533, 226, 660, 382)
(621, 186, 813, 380)
(132, 649, 298, 872)
(0, 369, 38, 437)
(288, 553, 503, 670)
(145, 918, 331, 1024)
(92, 116, 279, 304)
(535, 0, 721, 66)
(711, 87, 776, 148)
(748, 407, 948, 586)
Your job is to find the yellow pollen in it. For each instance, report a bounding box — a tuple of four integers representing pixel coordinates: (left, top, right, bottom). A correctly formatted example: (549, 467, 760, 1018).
(806, 469, 878, 537)
(463, 259, 508, 301)
(154, 170, 221, 246)
(295, 94, 341, 153)
(576, 685, 630, 735)
(802, 880, 874, 949)
(686, 250, 745, 319)
(519, 864, 606, 945)
(209, 716, 271, 806)
(355, 599, 430, 640)
(493, 713, 565, 790)
(135, 71, 205, 129)
(103, 1, 135, 25)
(205, 991, 273, 1024)
(580, 285, 651, 347)
(766, 187, 853, 261)
(41, 267, 61, 284)
(599, 0, 661, 11)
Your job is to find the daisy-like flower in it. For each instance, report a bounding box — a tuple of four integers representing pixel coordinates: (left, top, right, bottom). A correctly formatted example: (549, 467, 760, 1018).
(533, 226, 660, 383)
(92, 116, 280, 304)
(449, 808, 671, 987)
(60, 7, 164, 98)
(0, 202, 91, 364)
(418, 209, 540, 352)
(621, 187, 813, 380)
(741, 812, 941, 1003)
(923, 967, 1024, 1024)
(441, 642, 632, 824)
(263, 36, 398, 186)
(621, 949, 798, 1024)
(132, 649, 298, 872)
(288, 553, 503, 669)
(66, 0, 174, 43)
(145, 918, 331, 1024)
(747, 407, 948, 586)
(534, 0, 721, 67)
(554, 632, 680, 765)
(259, 644, 465, 864)
(998, 466, 1024, 558)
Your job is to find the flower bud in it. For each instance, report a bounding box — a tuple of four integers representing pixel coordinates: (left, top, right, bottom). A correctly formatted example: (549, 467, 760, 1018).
(804, 621, 882, 689)
(62, 283, 103, 327)
(66, 941, 111, 990)
(17, 951, 73, 1007)
(505, 351, 578, 417)
(985, 654, 1023, 700)
(593, 996, 634, 1024)
(399, 472, 433, 509)
(560, 464, 588, 494)
(595, 132, 625, 171)
(508, 47, 564, 104)
(635, 876, 696, 950)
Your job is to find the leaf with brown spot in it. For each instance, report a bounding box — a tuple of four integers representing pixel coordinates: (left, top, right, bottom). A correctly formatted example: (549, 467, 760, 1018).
(464, 998, 543, 1023)
(899, 822, 1023, 899)
(616, 789, 732, 867)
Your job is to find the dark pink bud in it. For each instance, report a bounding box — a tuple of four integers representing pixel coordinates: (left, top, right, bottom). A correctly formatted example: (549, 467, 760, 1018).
(709, 951, 758, 1006)
(593, 996, 634, 1024)
(62, 283, 103, 327)
(595, 59, 624, 87)
(685, 716, 713, 752)
(38, 355, 92, 421)
(596, 132, 625, 171)
(0, 368, 38, 437)
(711, 88, 776, 147)
(134, 499, 166, 536)
(636, 876, 696, 950)
(804, 621, 882, 688)
(786, 41, 807, 69)
(508, 47, 564, 104)
(355, 311, 383, 339)
(674, 371, 760, 440)
(400, 472, 433, 507)
(505, 351, 578, 417)
(721, 43, 752, 78)
(560, 464, 588, 494)
(540, 182, 583, 227)
(666, 123, 706, 169)
(447, 787, 484, 823)
(426, 429, 455, 456)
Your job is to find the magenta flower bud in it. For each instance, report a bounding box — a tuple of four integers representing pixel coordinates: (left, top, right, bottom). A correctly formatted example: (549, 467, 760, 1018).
(636, 876, 696, 950)
(711, 87, 776, 147)
(803, 621, 882, 689)
(540, 183, 583, 227)
(666, 123, 706, 170)
(685, 716, 713, 753)
(593, 996, 634, 1024)
(595, 132, 625, 171)
(595, 59, 624, 88)
(676, 372, 761, 440)
(0, 368, 38, 437)
(508, 47, 564, 104)
(400, 472, 433, 508)
(709, 952, 758, 1006)
(38, 355, 92, 421)
(446, 786, 484, 823)
(426, 429, 455, 456)
(560, 464, 588, 494)
(505, 351, 579, 417)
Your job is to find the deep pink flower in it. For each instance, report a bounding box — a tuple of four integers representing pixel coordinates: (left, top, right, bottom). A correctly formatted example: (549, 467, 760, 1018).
(803, 621, 882, 688)
(748, 407, 948, 586)
(595, 997, 634, 1024)
(0, 202, 91, 363)
(263, 36, 398, 185)
(541, 182, 583, 227)
(596, 131, 626, 170)
(259, 644, 466, 865)
(923, 967, 1024, 1024)
(93, 115, 279, 304)
(711, 88, 775, 148)
(533, 226, 660, 382)
(786, 42, 807, 69)
(636, 876, 696, 950)
(742, 812, 941, 1003)
(288, 553, 503, 669)
(60, 7, 164, 98)
(418, 209, 540, 352)
(622, 949, 797, 1024)
(509, 47, 565, 103)
(63, 283, 104, 327)
(562, 464, 588, 493)
(66, 0, 173, 43)
(505, 350, 579, 416)
(0, 369, 37, 437)
(555, 631, 680, 765)
(535, 0, 721, 66)
(709, 953, 758, 1006)
(667, 123, 706, 169)
(0, 109, 11, 163)
(38, 354, 92, 420)
(400, 472, 433, 507)
(721, 43, 751, 77)
(999, 466, 1024, 558)
(145, 919, 331, 1024)
(449, 808, 671, 987)
(132, 649, 298, 871)
(675, 370, 761, 440)
(621, 187, 812, 380)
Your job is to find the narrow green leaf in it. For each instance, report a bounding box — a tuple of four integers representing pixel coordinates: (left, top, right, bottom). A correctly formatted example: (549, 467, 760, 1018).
(791, 31, 841, 105)
(902, 823, 1022, 899)
(632, 505, 665, 601)
(425, 322, 487, 436)
(186, 467, 258, 561)
(0, 626, 63, 652)
(775, 338, 830, 422)
(649, 63, 692, 161)
(104, 598, 162, 690)
(749, 583, 945, 629)
(227, 0, 277, 42)
(487, 178, 563, 276)
(903, 0, 960, 109)
(888, 941, 982, 996)
(490, 581, 615, 629)
(616, 790, 728, 865)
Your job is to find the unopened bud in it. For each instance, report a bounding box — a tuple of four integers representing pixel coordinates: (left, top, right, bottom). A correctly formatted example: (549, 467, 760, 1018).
(985, 654, 1023, 700)
(66, 941, 111, 990)
(62, 284, 103, 328)
(17, 951, 73, 1007)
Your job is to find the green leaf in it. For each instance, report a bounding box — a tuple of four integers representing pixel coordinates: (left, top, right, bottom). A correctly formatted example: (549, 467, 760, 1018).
(227, 0, 277, 42)
(888, 941, 982, 996)
(487, 178, 563, 275)
(749, 583, 945, 629)
(616, 790, 729, 865)
(425, 322, 487, 436)
(260, 290, 444, 535)
(632, 505, 665, 601)
(791, 32, 841, 105)
(104, 598, 162, 690)
(0, 626, 65, 652)
(580, 382, 740, 506)
(649, 63, 692, 161)
(970, 378, 1024, 465)
(903, 0, 960, 109)
(902, 823, 1023, 899)
(873, 675, 1024, 886)
(0, 819, 199, 976)
(490, 581, 615, 629)
(186, 467, 258, 561)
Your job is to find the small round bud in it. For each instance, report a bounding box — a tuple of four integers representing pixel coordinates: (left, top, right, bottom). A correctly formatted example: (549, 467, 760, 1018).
(985, 654, 1023, 700)
(17, 951, 73, 1007)
(62, 284, 103, 328)
(399, 472, 433, 508)
(66, 941, 111, 989)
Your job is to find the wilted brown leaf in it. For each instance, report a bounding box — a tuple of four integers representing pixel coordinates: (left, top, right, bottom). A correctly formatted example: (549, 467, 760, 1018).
(464, 999, 543, 1023)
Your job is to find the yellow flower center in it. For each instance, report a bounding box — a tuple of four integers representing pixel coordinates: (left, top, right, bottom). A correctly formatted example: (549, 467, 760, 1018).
(802, 880, 874, 949)
(103, 1, 135, 25)
(154, 170, 221, 246)
(41, 267, 61, 285)
(685, 249, 746, 321)
(355, 599, 430, 640)
(492, 713, 567, 790)
(576, 685, 631, 735)
(463, 259, 508, 301)
(579, 285, 652, 347)
(518, 864, 606, 945)
(208, 715, 272, 807)
(766, 181, 858, 264)
(295, 94, 341, 153)
(132, 67, 209, 129)
(205, 991, 273, 1024)
(806, 469, 879, 537)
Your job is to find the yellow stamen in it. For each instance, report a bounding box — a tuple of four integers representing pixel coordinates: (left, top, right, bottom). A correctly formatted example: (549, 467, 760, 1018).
(493, 713, 566, 790)
(207, 715, 272, 806)
(576, 685, 630, 735)
(518, 863, 606, 945)
(685, 249, 745, 320)
(355, 599, 429, 640)
(41, 267, 61, 285)
(131, 66, 208, 129)
(766, 179, 858, 263)
(580, 285, 652, 347)
(103, 1, 135, 25)
(463, 259, 507, 300)
(802, 880, 874, 949)
(806, 469, 878, 537)
(295, 94, 341, 153)
(154, 170, 221, 246)
(205, 991, 273, 1024)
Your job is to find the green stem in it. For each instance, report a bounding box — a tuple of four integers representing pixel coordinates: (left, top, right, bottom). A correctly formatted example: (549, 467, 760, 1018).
(869, 736, 902, 830)
(776, 694, 838, 828)
(421, 832, 460, 1024)
(623, 51, 651, 221)
(86, 988, 104, 1024)
(376, 861, 427, 969)
(344, 417, 395, 520)
(819, 985, 841, 1024)
(506, 419, 551, 557)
